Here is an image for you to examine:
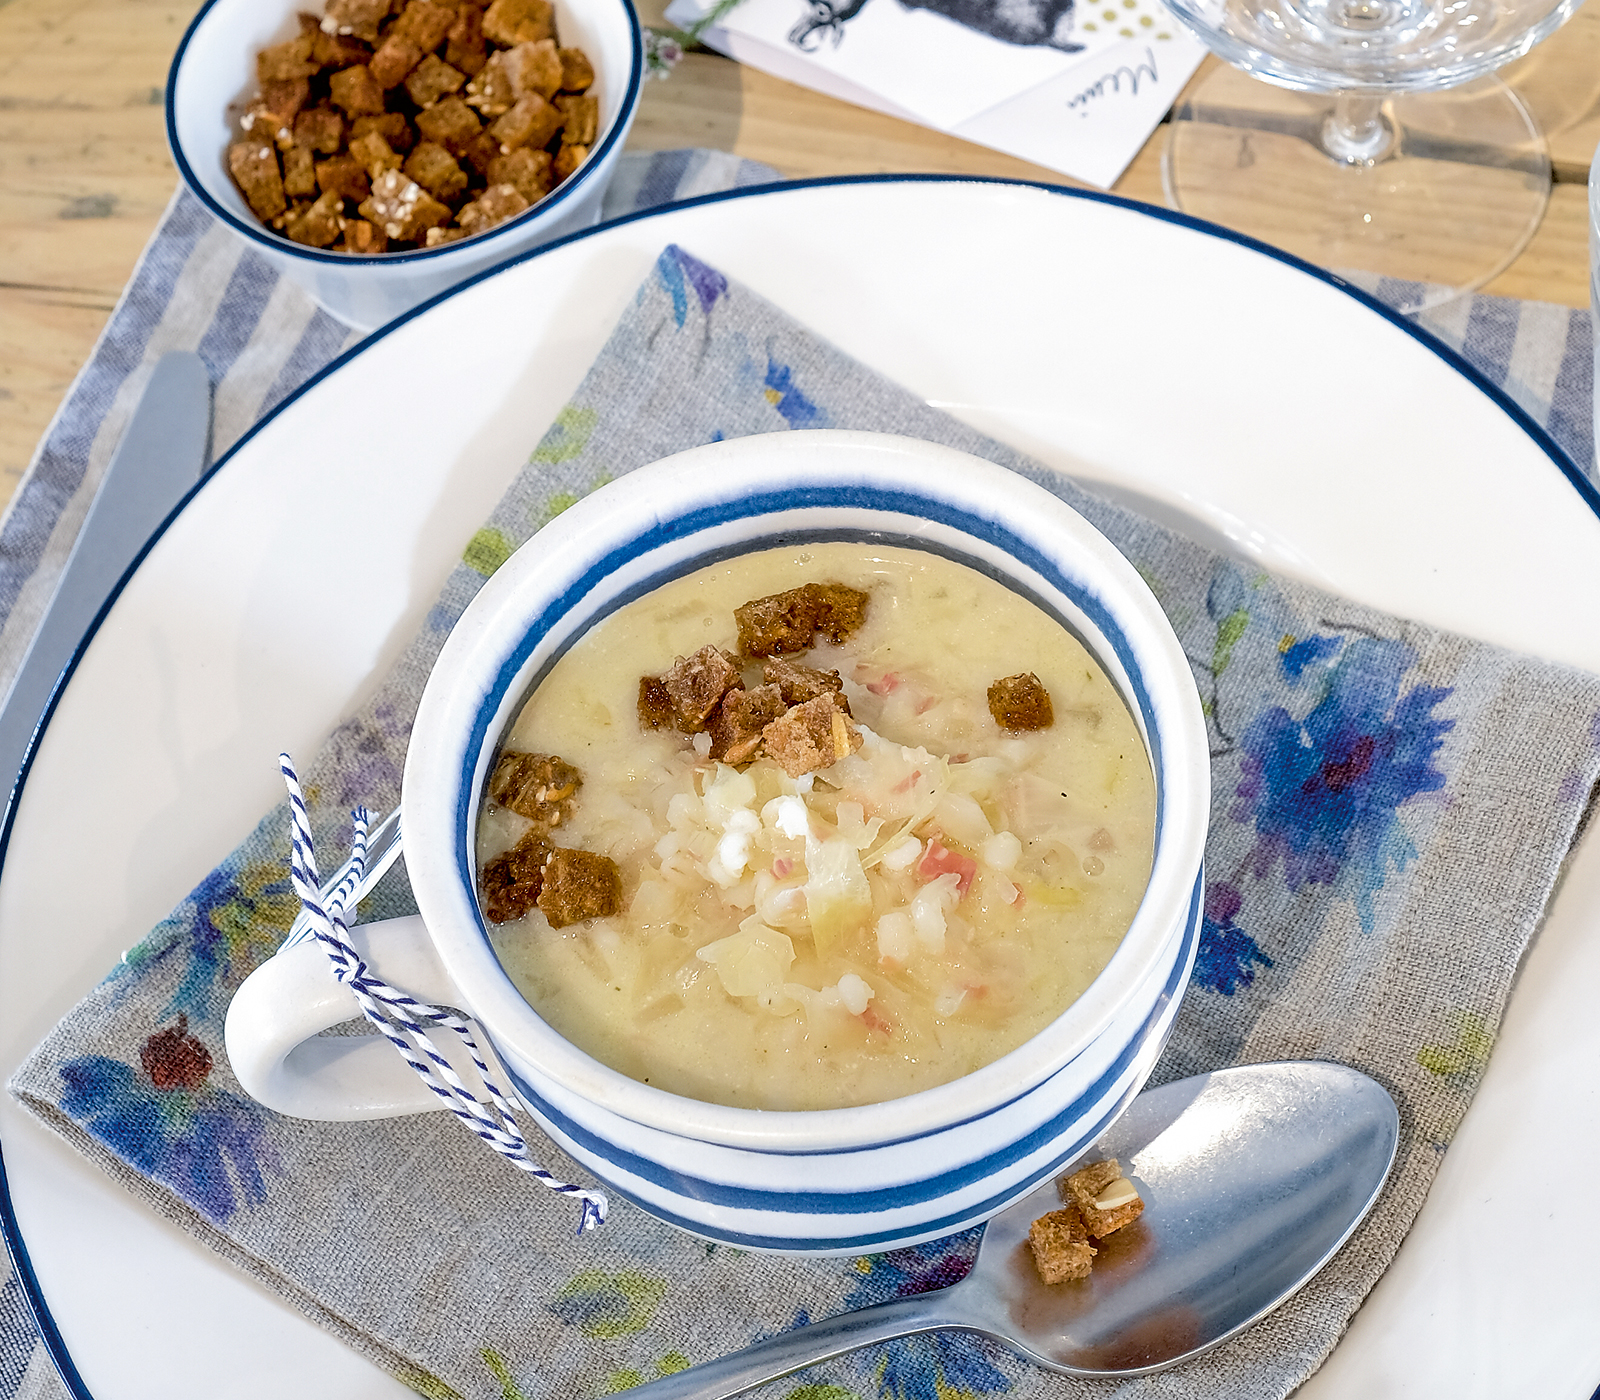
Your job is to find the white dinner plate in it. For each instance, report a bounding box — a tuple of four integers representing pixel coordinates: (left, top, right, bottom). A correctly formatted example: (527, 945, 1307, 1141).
(4, 177, 1600, 1400)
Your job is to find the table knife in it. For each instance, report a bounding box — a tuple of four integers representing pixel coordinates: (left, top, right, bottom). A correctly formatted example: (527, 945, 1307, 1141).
(0, 351, 212, 818)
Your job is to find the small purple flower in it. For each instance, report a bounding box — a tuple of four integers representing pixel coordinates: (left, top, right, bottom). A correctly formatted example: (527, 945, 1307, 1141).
(841, 1234, 978, 1310)
(1193, 883, 1272, 995)
(839, 1236, 1012, 1400)
(656, 244, 728, 327)
(868, 1331, 1011, 1400)
(1232, 637, 1453, 931)
(326, 716, 403, 818)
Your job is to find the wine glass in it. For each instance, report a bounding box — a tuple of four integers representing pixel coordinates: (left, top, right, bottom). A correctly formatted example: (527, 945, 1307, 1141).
(1159, 0, 1583, 313)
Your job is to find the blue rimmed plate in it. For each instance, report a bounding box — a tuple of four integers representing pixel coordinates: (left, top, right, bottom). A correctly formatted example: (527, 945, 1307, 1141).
(2, 175, 1598, 1397)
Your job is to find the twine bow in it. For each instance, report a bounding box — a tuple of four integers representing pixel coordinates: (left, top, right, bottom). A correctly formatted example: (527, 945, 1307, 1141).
(278, 753, 609, 1235)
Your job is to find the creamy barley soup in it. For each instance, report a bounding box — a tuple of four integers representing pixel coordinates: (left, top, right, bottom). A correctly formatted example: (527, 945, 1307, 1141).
(476, 542, 1156, 1110)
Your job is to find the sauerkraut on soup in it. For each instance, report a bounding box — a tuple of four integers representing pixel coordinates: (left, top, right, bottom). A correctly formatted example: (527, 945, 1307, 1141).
(475, 542, 1156, 1111)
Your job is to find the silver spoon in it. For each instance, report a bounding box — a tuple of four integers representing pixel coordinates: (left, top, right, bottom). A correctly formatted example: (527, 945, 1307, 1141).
(625, 1061, 1398, 1394)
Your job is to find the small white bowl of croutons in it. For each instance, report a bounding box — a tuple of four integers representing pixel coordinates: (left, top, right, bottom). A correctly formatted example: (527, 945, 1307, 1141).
(167, 0, 643, 330)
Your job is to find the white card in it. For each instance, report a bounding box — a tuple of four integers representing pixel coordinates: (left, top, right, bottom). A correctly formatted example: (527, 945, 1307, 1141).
(665, 0, 1207, 188)
(954, 31, 1208, 188)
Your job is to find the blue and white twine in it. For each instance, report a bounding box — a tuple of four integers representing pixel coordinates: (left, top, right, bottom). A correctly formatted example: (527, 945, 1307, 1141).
(277, 753, 609, 1235)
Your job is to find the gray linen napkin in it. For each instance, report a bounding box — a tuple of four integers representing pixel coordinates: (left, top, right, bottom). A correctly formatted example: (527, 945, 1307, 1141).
(11, 243, 1600, 1400)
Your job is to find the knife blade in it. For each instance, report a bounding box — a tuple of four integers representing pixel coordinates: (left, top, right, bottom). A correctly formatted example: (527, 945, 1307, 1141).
(0, 350, 212, 817)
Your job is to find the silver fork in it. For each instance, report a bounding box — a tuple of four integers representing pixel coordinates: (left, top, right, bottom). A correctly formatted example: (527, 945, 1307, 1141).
(279, 806, 406, 951)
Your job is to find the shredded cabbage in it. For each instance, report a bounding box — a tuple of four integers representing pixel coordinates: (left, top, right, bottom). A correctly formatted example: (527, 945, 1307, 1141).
(622, 719, 1085, 1022)
(696, 921, 795, 998)
(803, 832, 873, 956)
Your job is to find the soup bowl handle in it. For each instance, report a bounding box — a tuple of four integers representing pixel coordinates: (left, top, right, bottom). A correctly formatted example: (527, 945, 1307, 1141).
(225, 915, 469, 1120)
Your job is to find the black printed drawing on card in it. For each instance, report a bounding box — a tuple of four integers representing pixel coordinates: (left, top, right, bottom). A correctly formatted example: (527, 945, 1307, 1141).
(789, 0, 1084, 53)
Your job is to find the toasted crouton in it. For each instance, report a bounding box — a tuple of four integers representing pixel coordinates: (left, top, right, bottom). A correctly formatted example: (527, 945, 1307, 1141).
(391, 0, 457, 51)
(294, 103, 346, 155)
(228, 141, 287, 221)
(552, 143, 587, 182)
(260, 77, 311, 130)
(403, 140, 469, 201)
(281, 144, 317, 199)
(988, 672, 1054, 731)
(258, 32, 318, 82)
(460, 130, 502, 177)
(708, 683, 787, 764)
(763, 693, 861, 778)
(338, 218, 386, 254)
(638, 675, 675, 731)
(455, 181, 529, 235)
(482, 0, 554, 47)
(350, 111, 413, 152)
(1061, 1159, 1144, 1238)
(415, 96, 483, 155)
(762, 657, 846, 708)
(504, 38, 563, 99)
(446, 5, 489, 74)
(480, 829, 552, 923)
(663, 646, 744, 732)
(322, 0, 390, 42)
(284, 189, 344, 247)
(328, 63, 387, 115)
(555, 92, 598, 144)
(734, 587, 819, 658)
(537, 847, 622, 928)
(315, 153, 371, 202)
(357, 168, 451, 242)
(348, 128, 402, 177)
(558, 45, 594, 91)
(487, 146, 553, 202)
(488, 92, 563, 151)
(487, 750, 582, 833)
(369, 33, 424, 87)
(406, 53, 468, 107)
(1028, 1205, 1096, 1284)
(464, 49, 516, 114)
(735, 582, 869, 657)
(312, 27, 372, 69)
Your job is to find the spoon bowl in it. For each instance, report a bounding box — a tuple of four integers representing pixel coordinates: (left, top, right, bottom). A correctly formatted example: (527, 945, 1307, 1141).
(622, 1061, 1398, 1395)
(974, 1059, 1398, 1373)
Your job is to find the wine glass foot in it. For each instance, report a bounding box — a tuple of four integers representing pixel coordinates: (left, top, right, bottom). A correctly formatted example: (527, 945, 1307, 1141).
(1162, 65, 1550, 314)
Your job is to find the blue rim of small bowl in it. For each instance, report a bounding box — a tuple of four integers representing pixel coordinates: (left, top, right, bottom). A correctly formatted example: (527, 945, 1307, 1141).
(2, 173, 1595, 1398)
(164, 0, 645, 266)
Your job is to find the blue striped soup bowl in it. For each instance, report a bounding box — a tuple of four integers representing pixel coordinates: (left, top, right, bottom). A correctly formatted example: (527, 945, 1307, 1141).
(400, 429, 1209, 1253)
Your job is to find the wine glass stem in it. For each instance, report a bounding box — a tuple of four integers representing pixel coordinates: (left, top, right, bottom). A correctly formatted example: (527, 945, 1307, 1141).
(1322, 92, 1393, 164)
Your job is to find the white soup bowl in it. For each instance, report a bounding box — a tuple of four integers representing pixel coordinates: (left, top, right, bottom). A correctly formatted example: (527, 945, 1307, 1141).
(227, 430, 1210, 1254)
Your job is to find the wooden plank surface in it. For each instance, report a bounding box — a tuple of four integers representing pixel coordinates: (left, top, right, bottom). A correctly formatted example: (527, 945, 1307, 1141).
(2, 0, 1597, 514)
(1510, 3, 1600, 182)
(0, 0, 206, 504)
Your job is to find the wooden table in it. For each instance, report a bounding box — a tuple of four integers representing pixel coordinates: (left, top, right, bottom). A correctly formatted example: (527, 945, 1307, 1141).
(3, 0, 1599, 514)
